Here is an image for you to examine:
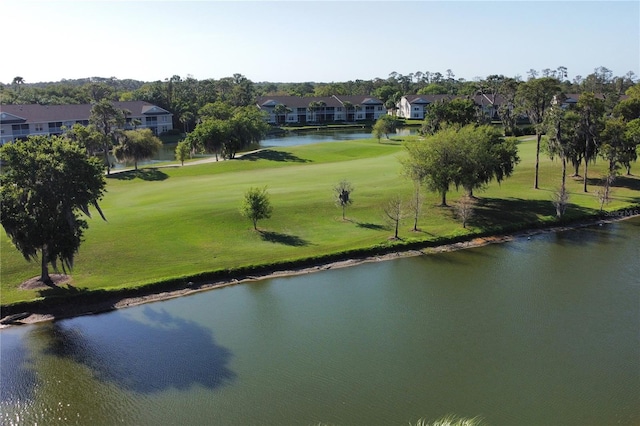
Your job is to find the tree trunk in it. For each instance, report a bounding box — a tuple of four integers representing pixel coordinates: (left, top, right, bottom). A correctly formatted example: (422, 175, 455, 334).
(394, 219, 399, 239)
(583, 159, 589, 192)
(440, 191, 447, 207)
(40, 246, 52, 285)
(534, 133, 541, 189)
(104, 148, 111, 175)
(562, 156, 567, 193)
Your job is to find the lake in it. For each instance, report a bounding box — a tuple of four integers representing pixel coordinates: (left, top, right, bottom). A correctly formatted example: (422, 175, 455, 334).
(1, 217, 638, 425)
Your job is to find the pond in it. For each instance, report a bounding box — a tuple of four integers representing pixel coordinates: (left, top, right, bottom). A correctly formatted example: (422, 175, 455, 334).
(111, 127, 416, 169)
(2, 218, 638, 425)
(261, 127, 415, 148)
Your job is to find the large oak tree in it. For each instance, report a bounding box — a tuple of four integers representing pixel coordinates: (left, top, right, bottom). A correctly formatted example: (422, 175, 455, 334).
(0, 135, 106, 285)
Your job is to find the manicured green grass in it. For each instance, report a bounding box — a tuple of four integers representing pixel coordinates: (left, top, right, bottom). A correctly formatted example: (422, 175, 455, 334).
(2, 137, 639, 306)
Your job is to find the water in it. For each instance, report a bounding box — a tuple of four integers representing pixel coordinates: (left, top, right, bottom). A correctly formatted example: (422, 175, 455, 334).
(262, 127, 415, 148)
(111, 128, 415, 168)
(2, 218, 639, 425)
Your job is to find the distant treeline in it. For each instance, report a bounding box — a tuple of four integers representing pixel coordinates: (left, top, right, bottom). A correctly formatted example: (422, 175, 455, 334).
(2, 66, 636, 132)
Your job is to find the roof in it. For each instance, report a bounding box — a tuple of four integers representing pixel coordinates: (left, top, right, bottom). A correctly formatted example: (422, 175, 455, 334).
(0, 101, 171, 124)
(256, 96, 343, 108)
(256, 95, 384, 109)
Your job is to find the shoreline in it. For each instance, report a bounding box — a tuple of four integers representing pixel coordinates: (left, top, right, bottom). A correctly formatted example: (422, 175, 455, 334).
(1, 213, 637, 328)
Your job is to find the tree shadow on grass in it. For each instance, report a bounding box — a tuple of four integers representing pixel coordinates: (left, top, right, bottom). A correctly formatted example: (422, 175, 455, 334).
(470, 197, 557, 229)
(587, 175, 640, 194)
(356, 222, 388, 231)
(471, 196, 602, 231)
(240, 149, 311, 163)
(37, 283, 90, 299)
(40, 306, 235, 393)
(107, 168, 169, 181)
(259, 230, 311, 246)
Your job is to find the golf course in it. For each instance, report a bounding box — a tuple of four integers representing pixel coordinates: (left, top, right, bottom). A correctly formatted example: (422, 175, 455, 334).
(1, 135, 639, 308)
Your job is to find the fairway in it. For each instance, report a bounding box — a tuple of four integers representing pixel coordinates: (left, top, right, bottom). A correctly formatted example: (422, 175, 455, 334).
(2, 137, 639, 305)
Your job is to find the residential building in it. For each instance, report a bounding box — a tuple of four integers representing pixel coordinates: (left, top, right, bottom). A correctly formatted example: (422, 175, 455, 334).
(395, 95, 455, 120)
(0, 101, 173, 145)
(395, 94, 504, 120)
(256, 95, 386, 124)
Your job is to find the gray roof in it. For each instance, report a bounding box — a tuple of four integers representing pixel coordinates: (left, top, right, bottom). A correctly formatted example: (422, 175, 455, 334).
(256, 95, 384, 109)
(0, 101, 171, 124)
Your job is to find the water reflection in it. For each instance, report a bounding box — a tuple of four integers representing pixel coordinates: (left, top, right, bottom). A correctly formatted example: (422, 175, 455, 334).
(42, 307, 235, 393)
(0, 331, 38, 403)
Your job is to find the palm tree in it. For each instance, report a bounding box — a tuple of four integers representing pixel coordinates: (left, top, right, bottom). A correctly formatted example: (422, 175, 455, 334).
(342, 101, 353, 121)
(273, 104, 291, 125)
(179, 111, 194, 134)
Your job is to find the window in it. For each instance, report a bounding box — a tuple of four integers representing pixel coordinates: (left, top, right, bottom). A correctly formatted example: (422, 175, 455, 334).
(12, 124, 29, 134)
(162, 116, 168, 122)
(162, 126, 168, 133)
(35, 123, 44, 132)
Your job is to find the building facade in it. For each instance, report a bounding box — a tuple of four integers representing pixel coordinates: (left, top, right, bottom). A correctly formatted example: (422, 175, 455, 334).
(0, 101, 173, 145)
(256, 95, 387, 124)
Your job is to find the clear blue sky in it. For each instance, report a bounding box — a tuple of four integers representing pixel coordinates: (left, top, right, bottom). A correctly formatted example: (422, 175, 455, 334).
(3, 1, 639, 85)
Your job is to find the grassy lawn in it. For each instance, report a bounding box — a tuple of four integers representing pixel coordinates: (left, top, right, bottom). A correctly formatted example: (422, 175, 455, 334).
(2, 136, 639, 306)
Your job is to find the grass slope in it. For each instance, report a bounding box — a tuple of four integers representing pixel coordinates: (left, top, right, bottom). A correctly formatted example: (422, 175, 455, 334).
(2, 137, 639, 305)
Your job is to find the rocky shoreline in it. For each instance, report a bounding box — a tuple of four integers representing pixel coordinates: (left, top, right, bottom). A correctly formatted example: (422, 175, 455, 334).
(1, 214, 637, 328)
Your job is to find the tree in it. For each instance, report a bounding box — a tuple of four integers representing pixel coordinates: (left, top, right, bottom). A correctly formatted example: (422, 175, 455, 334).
(113, 128, 163, 170)
(187, 118, 229, 161)
(596, 173, 615, 213)
(495, 77, 520, 136)
(175, 139, 192, 166)
(63, 123, 106, 157)
(600, 117, 638, 175)
(544, 96, 574, 217)
(273, 104, 291, 125)
(421, 98, 478, 135)
(403, 127, 460, 206)
(515, 77, 561, 188)
(454, 194, 476, 228)
(0, 135, 106, 285)
(453, 125, 520, 197)
(224, 107, 269, 159)
(574, 93, 605, 191)
(179, 111, 194, 134)
(403, 125, 519, 206)
(240, 187, 273, 230)
(382, 195, 406, 239)
(188, 105, 268, 160)
(402, 148, 429, 231)
(372, 115, 400, 141)
(552, 185, 570, 219)
(334, 180, 354, 220)
(89, 99, 126, 175)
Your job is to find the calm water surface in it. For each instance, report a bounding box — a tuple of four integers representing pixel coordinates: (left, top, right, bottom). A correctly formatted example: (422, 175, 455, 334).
(261, 128, 414, 148)
(1, 218, 639, 425)
(113, 128, 413, 168)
